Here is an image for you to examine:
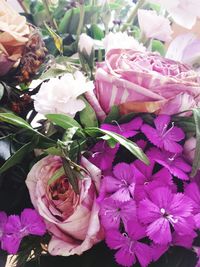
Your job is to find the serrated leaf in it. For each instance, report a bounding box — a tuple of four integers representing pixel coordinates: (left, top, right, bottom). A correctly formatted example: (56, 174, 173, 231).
(79, 98, 98, 128)
(191, 108, 200, 176)
(85, 127, 149, 165)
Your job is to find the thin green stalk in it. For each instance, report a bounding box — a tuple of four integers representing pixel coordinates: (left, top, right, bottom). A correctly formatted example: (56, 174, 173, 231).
(42, 0, 57, 30)
(77, 4, 85, 38)
(121, 0, 145, 32)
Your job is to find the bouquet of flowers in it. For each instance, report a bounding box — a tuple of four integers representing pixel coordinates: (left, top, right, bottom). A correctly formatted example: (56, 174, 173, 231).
(1, 0, 200, 267)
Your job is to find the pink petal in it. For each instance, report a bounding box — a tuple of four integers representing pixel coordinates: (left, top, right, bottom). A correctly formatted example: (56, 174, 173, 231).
(135, 242, 152, 267)
(147, 218, 171, 245)
(115, 246, 136, 267)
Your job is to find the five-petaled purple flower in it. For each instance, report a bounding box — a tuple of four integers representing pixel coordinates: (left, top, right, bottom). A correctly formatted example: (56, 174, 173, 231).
(105, 220, 152, 267)
(100, 197, 136, 230)
(141, 115, 185, 153)
(147, 148, 191, 180)
(138, 187, 195, 245)
(1, 209, 46, 254)
(100, 162, 136, 202)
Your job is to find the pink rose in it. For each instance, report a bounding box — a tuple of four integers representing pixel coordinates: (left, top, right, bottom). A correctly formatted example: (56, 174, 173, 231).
(184, 137, 196, 163)
(90, 49, 200, 120)
(26, 155, 103, 256)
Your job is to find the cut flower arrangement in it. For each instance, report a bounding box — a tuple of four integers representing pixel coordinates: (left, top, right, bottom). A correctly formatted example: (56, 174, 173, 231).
(1, 0, 200, 267)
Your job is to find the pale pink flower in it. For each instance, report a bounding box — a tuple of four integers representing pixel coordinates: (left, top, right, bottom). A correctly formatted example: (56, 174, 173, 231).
(103, 32, 145, 52)
(91, 49, 200, 120)
(138, 9, 172, 42)
(166, 33, 200, 68)
(33, 71, 94, 117)
(184, 137, 196, 163)
(148, 0, 200, 29)
(25, 156, 104, 256)
(78, 33, 94, 56)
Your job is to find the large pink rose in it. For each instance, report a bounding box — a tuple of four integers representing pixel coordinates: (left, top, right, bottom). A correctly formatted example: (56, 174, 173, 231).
(89, 49, 200, 120)
(26, 155, 103, 256)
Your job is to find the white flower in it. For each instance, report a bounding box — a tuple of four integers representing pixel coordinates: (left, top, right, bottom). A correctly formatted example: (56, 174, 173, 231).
(33, 71, 94, 117)
(103, 32, 145, 52)
(78, 33, 94, 56)
(138, 9, 173, 42)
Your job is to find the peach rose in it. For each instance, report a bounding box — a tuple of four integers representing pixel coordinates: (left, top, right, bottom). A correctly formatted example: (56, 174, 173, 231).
(26, 155, 104, 256)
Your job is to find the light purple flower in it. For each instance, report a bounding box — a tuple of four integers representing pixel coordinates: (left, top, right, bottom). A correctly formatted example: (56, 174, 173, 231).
(105, 220, 152, 267)
(0, 212, 7, 242)
(100, 163, 136, 202)
(101, 117, 143, 138)
(100, 197, 136, 230)
(147, 148, 191, 180)
(89, 140, 119, 171)
(141, 115, 185, 153)
(2, 209, 46, 254)
(138, 186, 195, 245)
(133, 159, 173, 201)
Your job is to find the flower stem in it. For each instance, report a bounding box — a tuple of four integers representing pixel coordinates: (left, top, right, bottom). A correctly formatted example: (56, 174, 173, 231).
(42, 0, 57, 30)
(121, 0, 146, 32)
(77, 3, 85, 38)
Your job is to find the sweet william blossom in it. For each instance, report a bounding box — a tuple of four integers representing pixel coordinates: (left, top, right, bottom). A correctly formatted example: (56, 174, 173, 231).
(138, 9, 172, 42)
(33, 71, 94, 117)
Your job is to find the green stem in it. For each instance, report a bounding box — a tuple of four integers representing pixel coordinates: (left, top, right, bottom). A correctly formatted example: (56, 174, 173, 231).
(42, 0, 57, 30)
(121, 0, 145, 32)
(77, 4, 85, 38)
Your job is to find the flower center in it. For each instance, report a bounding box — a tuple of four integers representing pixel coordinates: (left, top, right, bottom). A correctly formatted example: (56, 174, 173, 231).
(160, 208, 178, 225)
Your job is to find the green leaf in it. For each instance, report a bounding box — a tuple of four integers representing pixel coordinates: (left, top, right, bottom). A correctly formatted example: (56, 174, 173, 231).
(48, 166, 65, 185)
(85, 127, 149, 165)
(0, 83, 4, 100)
(45, 146, 62, 156)
(104, 106, 120, 124)
(62, 158, 79, 194)
(46, 114, 82, 129)
(0, 113, 33, 130)
(89, 24, 104, 40)
(44, 22, 63, 53)
(79, 98, 98, 128)
(191, 108, 200, 176)
(0, 137, 38, 174)
(152, 40, 166, 56)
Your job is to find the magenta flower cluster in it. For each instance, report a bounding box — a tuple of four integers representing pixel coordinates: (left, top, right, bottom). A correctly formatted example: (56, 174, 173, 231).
(90, 115, 200, 267)
(0, 208, 46, 254)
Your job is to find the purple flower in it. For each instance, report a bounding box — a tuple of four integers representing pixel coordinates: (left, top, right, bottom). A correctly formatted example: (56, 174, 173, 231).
(101, 117, 143, 138)
(89, 140, 119, 171)
(0, 212, 7, 242)
(2, 209, 46, 254)
(100, 197, 136, 230)
(105, 220, 152, 267)
(141, 115, 184, 153)
(148, 148, 191, 180)
(138, 186, 195, 245)
(100, 163, 136, 202)
(133, 159, 173, 201)
(185, 182, 200, 228)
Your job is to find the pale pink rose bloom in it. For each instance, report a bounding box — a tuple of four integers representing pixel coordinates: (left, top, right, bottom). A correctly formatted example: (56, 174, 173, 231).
(78, 33, 94, 56)
(138, 9, 172, 42)
(103, 32, 145, 52)
(33, 71, 94, 117)
(148, 0, 200, 29)
(26, 155, 104, 256)
(184, 137, 196, 163)
(90, 49, 200, 120)
(166, 33, 200, 68)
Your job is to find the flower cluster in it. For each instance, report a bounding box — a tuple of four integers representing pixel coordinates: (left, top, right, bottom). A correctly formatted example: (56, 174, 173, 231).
(0, 209, 46, 254)
(89, 115, 200, 267)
